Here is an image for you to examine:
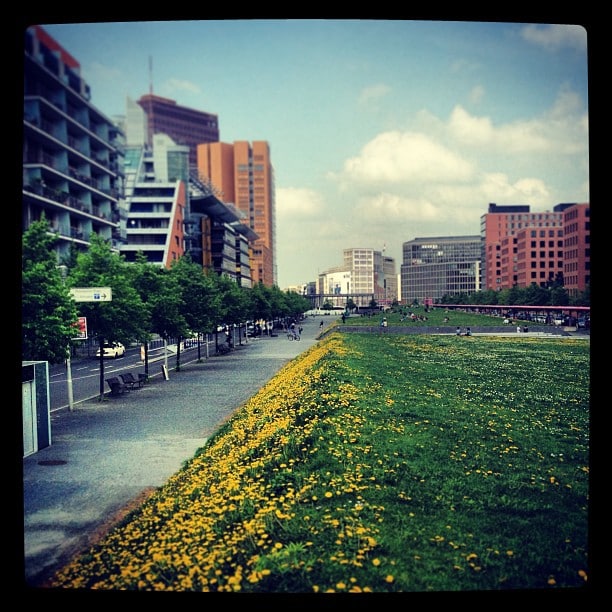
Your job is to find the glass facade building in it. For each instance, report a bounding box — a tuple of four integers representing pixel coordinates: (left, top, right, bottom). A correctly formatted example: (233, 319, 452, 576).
(400, 236, 481, 303)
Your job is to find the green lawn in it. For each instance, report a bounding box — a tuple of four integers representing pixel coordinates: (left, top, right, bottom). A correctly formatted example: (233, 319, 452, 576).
(50, 331, 590, 593)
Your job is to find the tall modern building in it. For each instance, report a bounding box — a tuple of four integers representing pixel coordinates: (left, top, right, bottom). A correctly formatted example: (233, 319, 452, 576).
(400, 236, 481, 303)
(197, 141, 276, 286)
(318, 248, 397, 308)
(136, 94, 219, 169)
(120, 95, 255, 282)
(23, 25, 126, 261)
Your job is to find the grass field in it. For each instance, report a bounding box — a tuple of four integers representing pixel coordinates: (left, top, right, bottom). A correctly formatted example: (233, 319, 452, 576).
(49, 330, 590, 593)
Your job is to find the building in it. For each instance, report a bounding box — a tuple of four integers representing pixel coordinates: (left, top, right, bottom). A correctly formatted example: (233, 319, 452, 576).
(120, 132, 255, 284)
(481, 202, 589, 291)
(135, 94, 219, 169)
(119, 134, 189, 268)
(197, 141, 276, 286)
(400, 236, 481, 303)
(562, 203, 590, 297)
(23, 25, 126, 261)
(317, 248, 397, 308)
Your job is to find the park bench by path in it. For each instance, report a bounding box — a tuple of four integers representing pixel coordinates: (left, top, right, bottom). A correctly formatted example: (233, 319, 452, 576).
(120, 372, 146, 390)
(106, 376, 128, 396)
(216, 343, 232, 356)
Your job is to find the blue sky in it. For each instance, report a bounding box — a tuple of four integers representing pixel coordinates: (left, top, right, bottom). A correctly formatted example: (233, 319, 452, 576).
(38, 20, 589, 289)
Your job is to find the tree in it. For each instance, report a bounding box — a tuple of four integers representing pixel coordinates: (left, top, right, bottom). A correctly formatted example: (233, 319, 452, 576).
(67, 235, 149, 398)
(170, 256, 221, 359)
(148, 267, 189, 371)
(248, 282, 272, 329)
(22, 218, 79, 364)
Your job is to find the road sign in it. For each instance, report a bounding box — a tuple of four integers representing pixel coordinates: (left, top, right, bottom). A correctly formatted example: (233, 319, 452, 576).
(69, 287, 112, 302)
(72, 316, 88, 339)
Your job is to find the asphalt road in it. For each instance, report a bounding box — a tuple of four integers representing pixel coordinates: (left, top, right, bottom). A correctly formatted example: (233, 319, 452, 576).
(21, 315, 333, 590)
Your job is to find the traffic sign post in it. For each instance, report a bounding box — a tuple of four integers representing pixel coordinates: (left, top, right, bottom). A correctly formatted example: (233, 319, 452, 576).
(69, 287, 113, 302)
(68, 288, 112, 401)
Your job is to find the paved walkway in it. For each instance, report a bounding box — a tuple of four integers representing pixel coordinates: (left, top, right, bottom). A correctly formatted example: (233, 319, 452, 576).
(22, 316, 333, 589)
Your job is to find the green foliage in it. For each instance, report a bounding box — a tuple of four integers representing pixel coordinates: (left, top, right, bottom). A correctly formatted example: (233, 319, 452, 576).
(66, 234, 149, 346)
(22, 226, 313, 363)
(169, 258, 221, 334)
(21, 218, 78, 363)
(440, 283, 589, 308)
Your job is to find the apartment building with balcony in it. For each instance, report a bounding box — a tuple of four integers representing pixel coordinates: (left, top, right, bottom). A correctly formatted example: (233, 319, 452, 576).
(119, 133, 189, 268)
(23, 25, 126, 261)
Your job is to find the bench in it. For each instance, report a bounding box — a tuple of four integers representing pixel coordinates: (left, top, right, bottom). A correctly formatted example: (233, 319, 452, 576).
(120, 372, 146, 390)
(106, 376, 128, 396)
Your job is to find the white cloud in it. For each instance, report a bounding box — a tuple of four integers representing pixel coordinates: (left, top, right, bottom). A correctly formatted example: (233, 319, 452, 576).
(276, 187, 325, 219)
(447, 95, 588, 155)
(164, 78, 202, 95)
(358, 83, 391, 106)
(468, 85, 485, 106)
(339, 131, 474, 185)
(520, 24, 588, 52)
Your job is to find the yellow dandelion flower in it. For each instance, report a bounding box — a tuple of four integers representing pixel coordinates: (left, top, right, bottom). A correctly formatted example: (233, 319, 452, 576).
(336, 582, 346, 590)
(385, 575, 394, 583)
(506, 550, 513, 556)
(547, 576, 556, 586)
(372, 558, 381, 566)
(578, 570, 588, 581)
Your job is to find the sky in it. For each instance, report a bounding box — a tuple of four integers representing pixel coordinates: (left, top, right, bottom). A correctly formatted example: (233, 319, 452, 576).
(36, 19, 590, 289)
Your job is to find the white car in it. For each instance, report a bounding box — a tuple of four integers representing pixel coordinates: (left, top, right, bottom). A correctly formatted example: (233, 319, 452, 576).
(96, 341, 126, 359)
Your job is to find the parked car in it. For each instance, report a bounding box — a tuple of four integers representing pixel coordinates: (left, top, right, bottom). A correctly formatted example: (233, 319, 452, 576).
(96, 341, 126, 359)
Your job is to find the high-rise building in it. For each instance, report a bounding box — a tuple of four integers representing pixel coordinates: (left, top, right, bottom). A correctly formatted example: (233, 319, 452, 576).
(121, 96, 255, 281)
(318, 248, 397, 308)
(197, 141, 276, 286)
(136, 94, 219, 169)
(23, 25, 126, 261)
(400, 236, 481, 303)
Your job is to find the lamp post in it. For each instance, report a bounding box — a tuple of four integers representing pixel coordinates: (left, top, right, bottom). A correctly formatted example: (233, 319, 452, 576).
(58, 265, 74, 411)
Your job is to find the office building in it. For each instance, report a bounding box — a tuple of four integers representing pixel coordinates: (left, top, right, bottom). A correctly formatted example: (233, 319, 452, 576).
(23, 25, 126, 261)
(480, 203, 586, 291)
(562, 203, 590, 297)
(400, 236, 481, 303)
(121, 131, 255, 284)
(197, 141, 276, 286)
(318, 248, 397, 308)
(135, 94, 219, 169)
